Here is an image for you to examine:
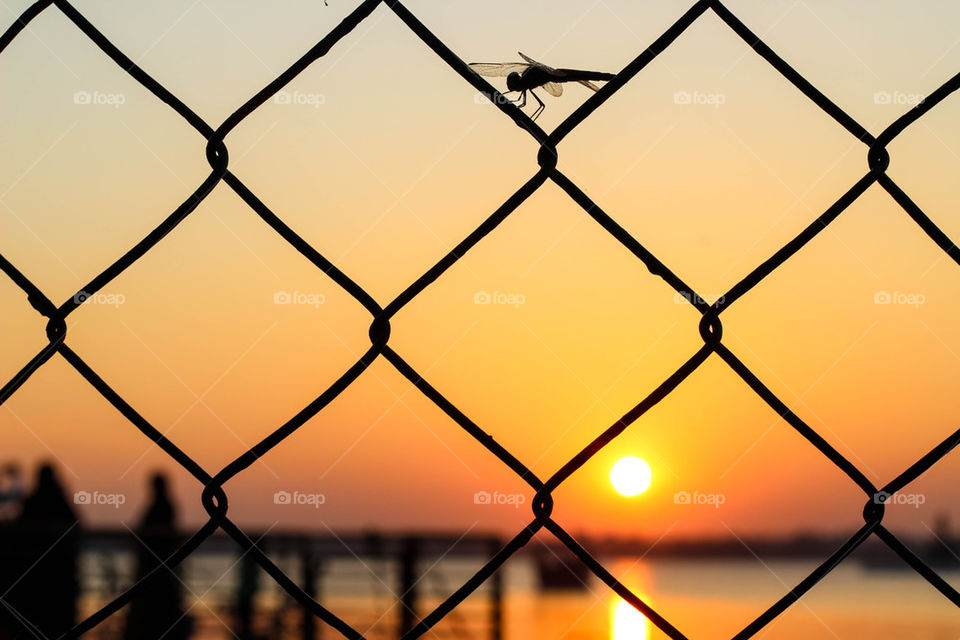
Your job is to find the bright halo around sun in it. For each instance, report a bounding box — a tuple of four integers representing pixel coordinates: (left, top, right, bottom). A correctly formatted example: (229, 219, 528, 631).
(610, 456, 652, 497)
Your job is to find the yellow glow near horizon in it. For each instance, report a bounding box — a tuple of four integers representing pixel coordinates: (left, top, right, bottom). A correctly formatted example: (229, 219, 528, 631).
(4, 1, 960, 537)
(610, 456, 652, 497)
(612, 599, 650, 640)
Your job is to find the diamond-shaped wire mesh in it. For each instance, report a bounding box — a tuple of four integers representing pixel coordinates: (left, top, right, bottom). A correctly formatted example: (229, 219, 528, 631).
(2, 0, 960, 638)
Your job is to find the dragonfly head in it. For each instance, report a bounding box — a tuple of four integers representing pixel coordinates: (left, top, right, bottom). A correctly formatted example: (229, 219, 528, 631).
(505, 72, 523, 92)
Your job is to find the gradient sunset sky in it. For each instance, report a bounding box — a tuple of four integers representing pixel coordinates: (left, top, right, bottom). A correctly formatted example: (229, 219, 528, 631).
(2, 0, 960, 546)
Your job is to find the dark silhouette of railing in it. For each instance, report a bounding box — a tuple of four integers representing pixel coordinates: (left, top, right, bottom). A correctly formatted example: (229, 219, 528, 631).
(2, 1, 960, 638)
(77, 529, 505, 640)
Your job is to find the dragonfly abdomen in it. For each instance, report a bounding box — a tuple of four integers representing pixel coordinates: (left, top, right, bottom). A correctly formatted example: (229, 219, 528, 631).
(554, 70, 615, 83)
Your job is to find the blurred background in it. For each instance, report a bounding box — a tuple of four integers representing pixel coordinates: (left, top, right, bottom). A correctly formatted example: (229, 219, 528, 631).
(1, 0, 960, 638)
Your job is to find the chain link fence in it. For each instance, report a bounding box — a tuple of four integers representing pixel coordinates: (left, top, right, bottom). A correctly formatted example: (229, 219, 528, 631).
(2, 0, 960, 638)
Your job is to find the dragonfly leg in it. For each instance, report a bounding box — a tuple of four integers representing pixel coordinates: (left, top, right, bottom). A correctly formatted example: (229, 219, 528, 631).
(517, 90, 527, 109)
(501, 90, 522, 105)
(530, 90, 545, 120)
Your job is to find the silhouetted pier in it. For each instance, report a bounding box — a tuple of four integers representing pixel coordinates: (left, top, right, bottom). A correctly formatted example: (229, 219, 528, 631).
(80, 529, 505, 640)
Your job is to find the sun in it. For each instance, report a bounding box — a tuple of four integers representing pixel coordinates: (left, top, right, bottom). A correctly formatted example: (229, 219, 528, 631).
(610, 456, 652, 497)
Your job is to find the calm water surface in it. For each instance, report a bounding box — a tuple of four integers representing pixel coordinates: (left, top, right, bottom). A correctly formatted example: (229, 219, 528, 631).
(80, 554, 960, 639)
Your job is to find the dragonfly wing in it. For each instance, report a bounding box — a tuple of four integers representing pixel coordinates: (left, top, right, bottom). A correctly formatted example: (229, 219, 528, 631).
(518, 51, 559, 74)
(469, 62, 529, 78)
(577, 79, 601, 92)
(517, 51, 539, 65)
(542, 81, 563, 97)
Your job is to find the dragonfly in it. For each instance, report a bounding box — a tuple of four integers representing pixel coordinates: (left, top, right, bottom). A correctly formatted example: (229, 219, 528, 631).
(470, 52, 615, 120)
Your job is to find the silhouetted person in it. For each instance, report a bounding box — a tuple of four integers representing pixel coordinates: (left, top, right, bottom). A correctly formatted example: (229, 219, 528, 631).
(0, 463, 79, 639)
(124, 473, 190, 640)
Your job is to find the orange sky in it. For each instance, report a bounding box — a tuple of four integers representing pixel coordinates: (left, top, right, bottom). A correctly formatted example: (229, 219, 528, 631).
(2, 0, 960, 545)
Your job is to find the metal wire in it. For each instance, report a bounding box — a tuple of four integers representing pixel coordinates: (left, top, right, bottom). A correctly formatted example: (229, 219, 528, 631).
(2, 1, 960, 638)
